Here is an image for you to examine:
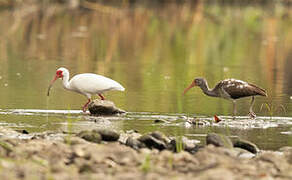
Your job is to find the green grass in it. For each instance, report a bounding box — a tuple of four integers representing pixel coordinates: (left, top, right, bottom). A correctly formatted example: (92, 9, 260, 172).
(64, 105, 74, 145)
(175, 136, 184, 153)
(260, 102, 287, 117)
(140, 153, 151, 173)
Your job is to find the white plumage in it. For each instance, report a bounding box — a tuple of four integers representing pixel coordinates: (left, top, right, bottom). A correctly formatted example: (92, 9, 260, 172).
(68, 73, 125, 98)
(47, 67, 125, 112)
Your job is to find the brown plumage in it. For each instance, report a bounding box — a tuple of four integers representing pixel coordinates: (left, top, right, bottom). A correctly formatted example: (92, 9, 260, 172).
(183, 78, 267, 118)
(213, 79, 267, 99)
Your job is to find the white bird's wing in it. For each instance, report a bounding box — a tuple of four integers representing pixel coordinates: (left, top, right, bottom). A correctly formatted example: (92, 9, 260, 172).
(69, 73, 125, 95)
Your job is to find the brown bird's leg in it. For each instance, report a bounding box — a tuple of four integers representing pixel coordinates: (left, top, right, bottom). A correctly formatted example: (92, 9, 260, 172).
(248, 96, 256, 119)
(98, 94, 105, 100)
(232, 100, 237, 118)
(82, 99, 91, 112)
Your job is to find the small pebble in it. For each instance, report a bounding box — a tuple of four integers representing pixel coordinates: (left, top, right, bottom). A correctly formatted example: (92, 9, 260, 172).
(16, 129, 29, 134)
(4, 83, 8, 87)
(154, 119, 168, 123)
(290, 96, 292, 100)
(184, 122, 192, 128)
(238, 152, 255, 159)
(179, 116, 188, 120)
(154, 119, 162, 123)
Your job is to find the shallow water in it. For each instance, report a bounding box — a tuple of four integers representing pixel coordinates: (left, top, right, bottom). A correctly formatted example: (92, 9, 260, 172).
(0, 1, 291, 150)
(0, 109, 291, 150)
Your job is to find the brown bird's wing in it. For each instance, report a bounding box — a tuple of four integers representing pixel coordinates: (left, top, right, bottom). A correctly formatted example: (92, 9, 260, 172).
(247, 83, 267, 97)
(215, 79, 267, 99)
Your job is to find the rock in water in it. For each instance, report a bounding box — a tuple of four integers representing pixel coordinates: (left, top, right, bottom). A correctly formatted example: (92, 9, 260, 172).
(93, 129, 120, 141)
(206, 133, 233, 148)
(233, 139, 260, 154)
(169, 136, 200, 153)
(126, 137, 146, 150)
(88, 99, 126, 116)
(138, 133, 168, 150)
(77, 130, 102, 144)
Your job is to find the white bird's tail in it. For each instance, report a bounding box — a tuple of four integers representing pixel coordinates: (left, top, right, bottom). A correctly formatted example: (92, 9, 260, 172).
(112, 82, 125, 91)
(115, 85, 125, 91)
(99, 75, 125, 92)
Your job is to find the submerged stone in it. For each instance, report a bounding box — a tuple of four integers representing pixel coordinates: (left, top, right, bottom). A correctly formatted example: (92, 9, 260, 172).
(126, 137, 146, 150)
(154, 119, 168, 123)
(186, 118, 210, 126)
(233, 139, 259, 154)
(16, 130, 29, 134)
(93, 129, 120, 141)
(77, 130, 101, 144)
(137, 131, 171, 151)
(149, 131, 170, 144)
(169, 136, 201, 154)
(206, 133, 233, 148)
(138, 134, 167, 150)
(88, 99, 126, 116)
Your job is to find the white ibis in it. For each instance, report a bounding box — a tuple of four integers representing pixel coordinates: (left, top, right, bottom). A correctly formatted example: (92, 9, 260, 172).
(47, 67, 125, 112)
(183, 78, 267, 118)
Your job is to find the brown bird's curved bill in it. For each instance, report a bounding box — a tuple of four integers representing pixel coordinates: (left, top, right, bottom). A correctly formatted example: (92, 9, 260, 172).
(183, 81, 196, 95)
(47, 76, 58, 96)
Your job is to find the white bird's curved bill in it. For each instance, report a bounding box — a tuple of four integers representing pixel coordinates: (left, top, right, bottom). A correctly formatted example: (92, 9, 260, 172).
(47, 75, 58, 96)
(47, 84, 52, 96)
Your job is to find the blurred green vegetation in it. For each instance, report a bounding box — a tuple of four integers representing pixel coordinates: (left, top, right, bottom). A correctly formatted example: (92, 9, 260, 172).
(0, 0, 291, 117)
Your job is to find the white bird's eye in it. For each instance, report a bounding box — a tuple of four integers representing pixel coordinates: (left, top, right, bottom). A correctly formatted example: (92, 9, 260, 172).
(56, 70, 62, 75)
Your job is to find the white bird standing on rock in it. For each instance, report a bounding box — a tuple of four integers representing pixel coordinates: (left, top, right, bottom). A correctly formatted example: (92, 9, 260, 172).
(47, 67, 125, 112)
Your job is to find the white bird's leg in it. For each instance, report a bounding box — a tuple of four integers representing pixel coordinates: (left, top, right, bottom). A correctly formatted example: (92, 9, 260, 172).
(82, 99, 91, 112)
(98, 94, 105, 100)
(248, 96, 256, 119)
(232, 100, 237, 118)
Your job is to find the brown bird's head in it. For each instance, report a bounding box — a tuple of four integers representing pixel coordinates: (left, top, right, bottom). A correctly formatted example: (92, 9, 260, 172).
(183, 77, 207, 95)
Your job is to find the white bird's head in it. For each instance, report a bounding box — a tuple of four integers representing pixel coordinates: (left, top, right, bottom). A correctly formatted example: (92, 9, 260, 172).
(55, 67, 69, 79)
(47, 67, 69, 96)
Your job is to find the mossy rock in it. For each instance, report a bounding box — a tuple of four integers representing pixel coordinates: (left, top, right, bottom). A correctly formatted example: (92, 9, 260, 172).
(138, 134, 167, 150)
(233, 139, 259, 154)
(93, 129, 120, 141)
(126, 137, 146, 150)
(88, 99, 126, 116)
(206, 133, 233, 149)
(77, 130, 102, 144)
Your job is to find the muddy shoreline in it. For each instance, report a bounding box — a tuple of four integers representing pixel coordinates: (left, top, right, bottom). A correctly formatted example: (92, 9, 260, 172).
(0, 127, 291, 180)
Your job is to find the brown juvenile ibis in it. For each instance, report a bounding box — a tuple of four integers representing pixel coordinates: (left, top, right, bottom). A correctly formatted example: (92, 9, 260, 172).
(183, 78, 267, 118)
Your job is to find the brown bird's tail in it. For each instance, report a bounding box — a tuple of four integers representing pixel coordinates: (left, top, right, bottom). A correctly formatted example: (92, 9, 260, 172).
(249, 83, 267, 97)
